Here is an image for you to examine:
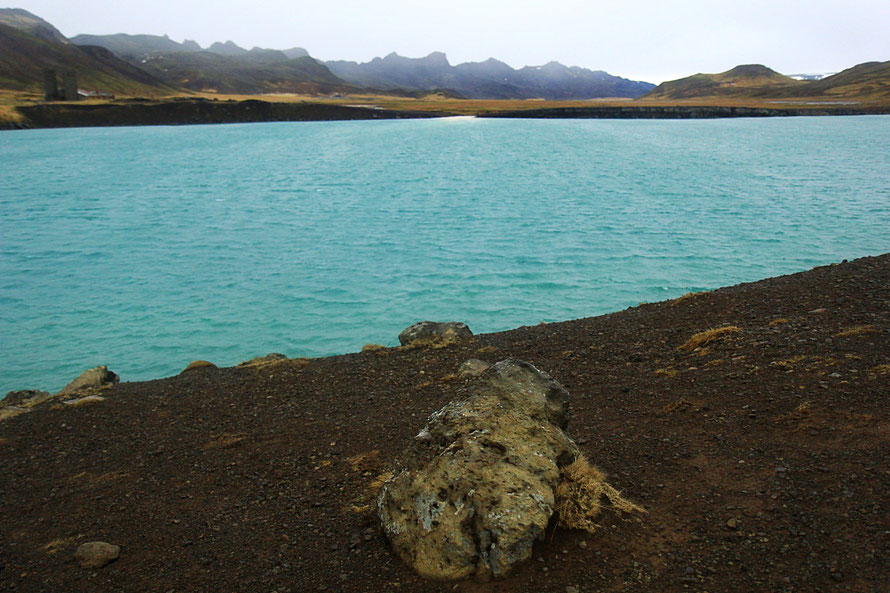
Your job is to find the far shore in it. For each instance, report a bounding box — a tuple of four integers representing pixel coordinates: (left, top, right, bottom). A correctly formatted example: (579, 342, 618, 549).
(4, 94, 890, 130)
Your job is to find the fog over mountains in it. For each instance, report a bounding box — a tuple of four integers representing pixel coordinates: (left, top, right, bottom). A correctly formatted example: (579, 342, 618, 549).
(67, 27, 654, 98)
(326, 52, 655, 99)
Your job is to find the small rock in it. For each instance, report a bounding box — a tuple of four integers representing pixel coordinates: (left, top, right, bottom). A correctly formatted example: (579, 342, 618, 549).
(62, 395, 106, 406)
(237, 353, 288, 367)
(727, 518, 739, 529)
(59, 366, 119, 395)
(74, 541, 120, 568)
(398, 321, 472, 346)
(566, 587, 580, 593)
(2, 390, 51, 408)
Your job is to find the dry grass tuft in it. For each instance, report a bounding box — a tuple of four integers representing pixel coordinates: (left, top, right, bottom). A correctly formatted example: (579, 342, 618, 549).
(369, 471, 393, 492)
(555, 456, 644, 533)
(670, 290, 709, 305)
(202, 433, 247, 450)
(346, 449, 381, 472)
(663, 398, 696, 413)
(43, 537, 77, 555)
(679, 326, 741, 351)
(655, 367, 678, 378)
(476, 345, 497, 354)
(868, 364, 890, 379)
(769, 318, 789, 327)
(362, 343, 387, 352)
(182, 360, 216, 373)
(835, 325, 876, 337)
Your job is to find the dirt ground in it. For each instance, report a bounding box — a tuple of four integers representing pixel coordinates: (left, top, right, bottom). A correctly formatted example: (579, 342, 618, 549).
(2, 254, 888, 593)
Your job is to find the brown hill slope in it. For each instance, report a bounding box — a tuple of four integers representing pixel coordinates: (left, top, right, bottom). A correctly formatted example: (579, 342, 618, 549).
(2, 253, 888, 592)
(644, 64, 803, 99)
(0, 22, 172, 96)
(775, 60, 890, 100)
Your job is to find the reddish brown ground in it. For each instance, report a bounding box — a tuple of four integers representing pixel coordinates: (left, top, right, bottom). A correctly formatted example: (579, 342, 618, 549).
(2, 254, 888, 593)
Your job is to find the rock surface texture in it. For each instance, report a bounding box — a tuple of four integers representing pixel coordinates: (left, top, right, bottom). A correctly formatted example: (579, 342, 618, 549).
(73, 541, 120, 569)
(59, 366, 119, 395)
(377, 359, 579, 580)
(457, 359, 491, 379)
(398, 321, 473, 346)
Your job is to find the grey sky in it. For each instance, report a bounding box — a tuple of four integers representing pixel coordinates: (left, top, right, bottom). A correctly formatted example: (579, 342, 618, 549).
(11, 0, 890, 83)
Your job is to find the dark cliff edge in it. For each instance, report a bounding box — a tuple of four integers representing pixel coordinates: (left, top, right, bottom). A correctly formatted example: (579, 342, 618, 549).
(7, 101, 890, 131)
(9, 99, 444, 129)
(479, 105, 890, 119)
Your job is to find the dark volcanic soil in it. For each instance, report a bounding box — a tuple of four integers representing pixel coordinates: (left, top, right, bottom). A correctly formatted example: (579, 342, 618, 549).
(2, 254, 889, 593)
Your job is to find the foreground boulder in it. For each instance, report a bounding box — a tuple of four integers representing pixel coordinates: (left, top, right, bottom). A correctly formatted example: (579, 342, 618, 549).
(398, 321, 472, 346)
(377, 359, 579, 580)
(59, 366, 119, 395)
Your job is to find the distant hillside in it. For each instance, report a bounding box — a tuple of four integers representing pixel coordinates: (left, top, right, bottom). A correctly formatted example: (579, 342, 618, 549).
(70, 34, 310, 63)
(326, 52, 655, 99)
(70, 33, 201, 58)
(0, 20, 172, 96)
(69, 33, 336, 94)
(644, 64, 802, 99)
(136, 52, 351, 94)
(0, 8, 66, 43)
(773, 61, 890, 99)
(644, 62, 890, 102)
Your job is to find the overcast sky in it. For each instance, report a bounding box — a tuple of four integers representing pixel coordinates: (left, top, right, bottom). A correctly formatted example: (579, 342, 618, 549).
(11, 0, 890, 83)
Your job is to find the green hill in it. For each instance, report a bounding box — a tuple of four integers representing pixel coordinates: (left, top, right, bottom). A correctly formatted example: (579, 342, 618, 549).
(0, 19, 172, 96)
(776, 61, 890, 99)
(644, 64, 802, 100)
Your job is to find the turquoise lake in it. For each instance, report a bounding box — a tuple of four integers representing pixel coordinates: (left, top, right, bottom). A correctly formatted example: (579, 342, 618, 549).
(1, 116, 889, 394)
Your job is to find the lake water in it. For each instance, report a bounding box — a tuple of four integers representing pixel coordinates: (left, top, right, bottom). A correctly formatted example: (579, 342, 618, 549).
(2, 116, 889, 394)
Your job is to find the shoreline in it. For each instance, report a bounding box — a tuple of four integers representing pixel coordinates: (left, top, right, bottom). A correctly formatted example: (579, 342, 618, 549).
(1, 253, 888, 591)
(5, 99, 890, 130)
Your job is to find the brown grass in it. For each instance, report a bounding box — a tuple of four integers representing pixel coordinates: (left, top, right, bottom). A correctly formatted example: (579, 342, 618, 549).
(43, 537, 78, 555)
(662, 398, 696, 413)
(202, 433, 247, 450)
(182, 360, 216, 373)
(346, 449, 381, 472)
(868, 364, 890, 378)
(775, 401, 813, 426)
(769, 318, 789, 327)
(835, 325, 876, 337)
(362, 343, 387, 352)
(555, 456, 644, 533)
(655, 368, 678, 377)
(679, 326, 741, 351)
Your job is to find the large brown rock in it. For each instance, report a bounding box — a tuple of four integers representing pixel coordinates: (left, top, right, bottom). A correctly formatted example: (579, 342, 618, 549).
(377, 359, 579, 580)
(58, 366, 119, 395)
(398, 321, 472, 346)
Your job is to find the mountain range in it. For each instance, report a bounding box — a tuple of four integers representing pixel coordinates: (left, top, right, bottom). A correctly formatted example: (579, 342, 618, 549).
(2, 8, 888, 105)
(325, 52, 655, 99)
(0, 9, 656, 99)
